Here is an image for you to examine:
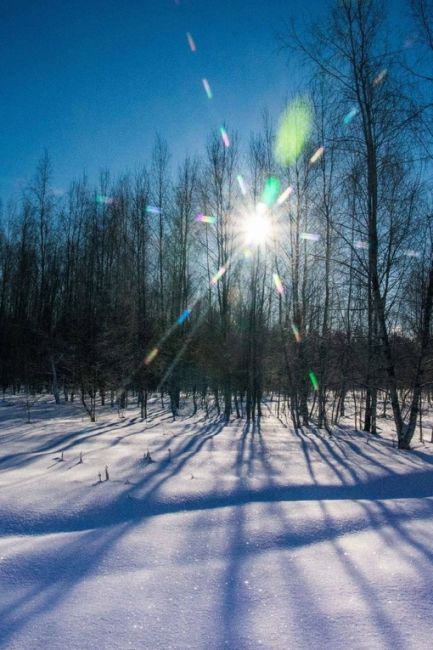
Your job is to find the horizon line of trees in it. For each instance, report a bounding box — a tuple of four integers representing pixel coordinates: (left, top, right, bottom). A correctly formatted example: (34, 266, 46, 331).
(1, 0, 433, 449)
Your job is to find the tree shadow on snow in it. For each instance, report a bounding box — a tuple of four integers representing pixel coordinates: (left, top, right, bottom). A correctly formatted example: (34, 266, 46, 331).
(2, 410, 433, 647)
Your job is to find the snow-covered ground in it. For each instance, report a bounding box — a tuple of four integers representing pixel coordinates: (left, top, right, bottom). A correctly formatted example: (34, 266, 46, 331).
(1, 395, 432, 650)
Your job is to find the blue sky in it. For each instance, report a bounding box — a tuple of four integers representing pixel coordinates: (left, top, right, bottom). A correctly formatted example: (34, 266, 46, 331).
(0, 0, 407, 200)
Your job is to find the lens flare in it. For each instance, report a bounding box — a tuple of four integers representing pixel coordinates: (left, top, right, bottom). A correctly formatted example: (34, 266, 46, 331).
(177, 309, 191, 325)
(274, 98, 313, 167)
(202, 78, 212, 99)
(343, 107, 359, 125)
(309, 371, 319, 391)
(273, 273, 284, 295)
(262, 177, 281, 207)
(211, 266, 226, 285)
(237, 174, 247, 196)
(373, 69, 387, 86)
(310, 146, 324, 165)
(145, 347, 159, 365)
(291, 324, 301, 343)
(96, 194, 113, 205)
(195, 213, 216, 224)
(146, 205, 162, 215)
(186, 32, 196, 52)
(276, 186, 293, 206)
(301, 232, 320, 242)
(220, 126, 230, 148)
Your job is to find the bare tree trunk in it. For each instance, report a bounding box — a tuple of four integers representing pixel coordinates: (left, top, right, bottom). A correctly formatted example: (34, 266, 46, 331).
(50, 354, 60, 405)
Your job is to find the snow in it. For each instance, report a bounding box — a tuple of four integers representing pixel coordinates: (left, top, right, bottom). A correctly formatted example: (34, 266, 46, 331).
(0, 395, 433, 650)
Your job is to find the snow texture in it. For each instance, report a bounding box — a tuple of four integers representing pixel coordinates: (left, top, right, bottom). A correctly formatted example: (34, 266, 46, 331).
(0, 395, 432, 649)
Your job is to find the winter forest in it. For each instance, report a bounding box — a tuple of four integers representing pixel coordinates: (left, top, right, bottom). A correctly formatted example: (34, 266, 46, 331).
(1, 1, 433, 648)
(2, 0, 433, 449)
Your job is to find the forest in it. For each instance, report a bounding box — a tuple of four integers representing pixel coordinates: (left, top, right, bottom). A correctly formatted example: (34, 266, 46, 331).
(1, 0, 433, 451)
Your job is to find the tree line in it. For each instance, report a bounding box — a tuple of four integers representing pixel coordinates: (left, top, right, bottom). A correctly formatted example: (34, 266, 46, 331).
(1, 0, 433, 448)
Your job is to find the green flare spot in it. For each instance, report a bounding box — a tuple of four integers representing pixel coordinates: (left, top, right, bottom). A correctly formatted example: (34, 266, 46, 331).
(309, 371, 319, 392)
(274, 98, 313, 166)
(261, 176, 281, 207)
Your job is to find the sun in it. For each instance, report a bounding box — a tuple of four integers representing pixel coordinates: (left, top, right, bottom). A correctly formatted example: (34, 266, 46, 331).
(243, 203, 272, 246)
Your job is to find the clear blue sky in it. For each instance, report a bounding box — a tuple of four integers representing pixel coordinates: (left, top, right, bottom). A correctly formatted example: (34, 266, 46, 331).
(0, 0, 407, 200)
